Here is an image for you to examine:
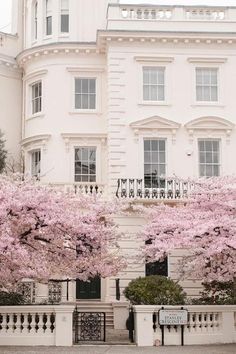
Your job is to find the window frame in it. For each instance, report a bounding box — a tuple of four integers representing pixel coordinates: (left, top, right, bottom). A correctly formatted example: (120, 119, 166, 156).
(74, 77, 97, 111)
(60, 0, 69, 34)
(74, 146, 97, 183)
(33, 1, 38, 41)
(195, 67, 218, 103)
(45, 0, 52, 36)
(142, 66, 166, 102)
(143, 138, 167, 189)
(31, 81, 42, 116)
(198, 138, 221, 177)
(31, 149, 41, 179)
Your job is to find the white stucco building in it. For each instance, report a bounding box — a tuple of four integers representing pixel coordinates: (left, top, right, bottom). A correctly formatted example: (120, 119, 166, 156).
(1, 0, 236, 325)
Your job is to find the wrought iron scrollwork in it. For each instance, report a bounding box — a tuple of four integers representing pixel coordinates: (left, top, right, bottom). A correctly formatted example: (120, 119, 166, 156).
(73, 309, 106, 343)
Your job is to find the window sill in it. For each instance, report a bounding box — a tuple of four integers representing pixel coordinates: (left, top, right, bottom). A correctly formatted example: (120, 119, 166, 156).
(69, 110, 102, 116)
(138, 101, 171, 107)
(59, 33, 70, 38)
(43, 35, 53, 40)
(26, 113, 45, 121)
(191, 102, 225, 108)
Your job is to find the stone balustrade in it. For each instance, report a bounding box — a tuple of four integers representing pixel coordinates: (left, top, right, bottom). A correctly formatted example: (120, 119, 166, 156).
(0, 305, 74, 346)
(134, 305, 236, 346)
(48, 182, 105, 196)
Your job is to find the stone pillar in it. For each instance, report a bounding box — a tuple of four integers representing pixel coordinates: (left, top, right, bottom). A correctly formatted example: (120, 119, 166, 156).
(55, 305, 75, 346)
(112, 302, 129, 329)
(133, 306, 154, 346)
(221, 307, 236, 343)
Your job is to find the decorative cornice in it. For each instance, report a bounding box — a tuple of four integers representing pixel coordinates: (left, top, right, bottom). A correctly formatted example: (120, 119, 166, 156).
(21, 134, 51, 152)
(130, 116, 180, 144)
(134, 56, 174, 63)
(0, 54, 20, 71)
(61, 133, 107, 152)
(185, 116, 235, 144)
(17, 43, 101, 68)
(187, 57, 228, 63)
(66, 66, 105, 73)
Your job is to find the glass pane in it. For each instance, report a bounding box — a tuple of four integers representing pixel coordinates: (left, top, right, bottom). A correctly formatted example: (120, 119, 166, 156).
(144, 176, 151, 188)
(144, 152, 151, 163)
(89, 94, 96, 109)
(199, 152, 205, 163)
(206, 152, 212, 163)
(144, 164, 151, 175)
(82, 175, 89, 182)
(151, 140, 158, 151)
(82, 79, 89, 93)
(213, 152, 219, 163)
(151, 165, 158, 175)
(89, 79, 96, 94)
(143, 85, 149, 100)
(152, 152, 159, 163)
(211, 86, 218, 101)
(81, 148, 88, 161)
(205, 141, 213, 151)
(82, 94, 89, 109)
(158, 68, 165, 84)
(143, 68, 149, 84)
(200, 165, 205, 177)
(202, 86, 210, 101)
(196, 69, 202, 85)
(198, 140, 205, 151)
(89, 163, 96, 174)
(61, 14, 69, 32)
(150, 70, 158, 84)
(158, 86, 165, 101)
(75, 79, 81, 93)
(206, 165, 213, 177)
(212, 141, 219, 151)
(159, 152, 165, 163)
(90, 175, 96, 182)
(159, 164, 166, 176)
(89, 149, 96, 162)
(203, 70, 211, 84)
(158, 140, 165, 151)
(144, 140, 151, 151)
(46, 16, 52, 35)
(75, 175, 81, 182)
(213, 165, 220, 176)
(196, 86, 202, 101)
(82, 163, 88, 175)
(75, 148, 81, 161)
(150, 86, 157, 101)
(211, 69, 218, 84)
(75, 162, 82, 174)
(75, 94, 81, 109)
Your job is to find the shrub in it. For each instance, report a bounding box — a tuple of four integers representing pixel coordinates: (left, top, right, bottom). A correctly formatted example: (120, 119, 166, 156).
(124, 275, 186, 305)
(0, 291, 25, 306)
(192, 281, 236, 305)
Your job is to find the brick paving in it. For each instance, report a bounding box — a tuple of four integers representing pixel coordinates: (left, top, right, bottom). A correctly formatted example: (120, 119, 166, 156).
(0, 345, 236, 354)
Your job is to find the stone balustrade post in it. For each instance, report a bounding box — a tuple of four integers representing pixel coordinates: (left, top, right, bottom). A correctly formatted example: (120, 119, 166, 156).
(133, 306, 155, 346)
(55, 305, 75, 346)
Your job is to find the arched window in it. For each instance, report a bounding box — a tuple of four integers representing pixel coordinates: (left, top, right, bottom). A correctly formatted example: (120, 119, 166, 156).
(60, 0, 69, 33)
(45, 0, 52, 36)
(34, 1, 38, 40)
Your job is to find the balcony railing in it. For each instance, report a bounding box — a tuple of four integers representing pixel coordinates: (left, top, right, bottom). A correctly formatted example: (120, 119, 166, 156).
(48, 182, 105, 196)
(116, 178, 194, 200)
(120, 7, 172, 20)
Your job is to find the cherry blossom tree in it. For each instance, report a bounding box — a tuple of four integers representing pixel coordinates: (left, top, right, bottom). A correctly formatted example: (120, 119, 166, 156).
(141, 177, 236, 283)
(0, 175, 124, 289)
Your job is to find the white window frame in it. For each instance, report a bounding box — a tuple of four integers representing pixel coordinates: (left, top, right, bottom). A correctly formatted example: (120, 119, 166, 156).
(67, 68, 103, 114)
(33, 1, 38, 41)
(45, 0, 52, 36)
(135, 57, 173, 106)
(189, 60, 226, 107)
(31, 149, 41, 179)
(198, 139, 221, 177)
(74, 146, 97, 183)
(60, 0, 69, 34)
(142, 66, 165, 102)
(74, 77, 97, 111)
(195, 68, 218, 103)
(143, 138, 167, 189)
(31, 81, 42, 115)
(25, 70, 47, 120)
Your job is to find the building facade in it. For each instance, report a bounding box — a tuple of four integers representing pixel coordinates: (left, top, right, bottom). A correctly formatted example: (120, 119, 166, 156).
(1, 0, 236, 313)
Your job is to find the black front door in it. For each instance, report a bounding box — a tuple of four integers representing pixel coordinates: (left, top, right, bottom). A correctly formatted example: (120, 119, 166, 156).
(76, 277, 101, 300)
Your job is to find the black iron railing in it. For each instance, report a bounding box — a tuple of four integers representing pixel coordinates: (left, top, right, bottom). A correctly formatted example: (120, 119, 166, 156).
(116, 178, 194, 199)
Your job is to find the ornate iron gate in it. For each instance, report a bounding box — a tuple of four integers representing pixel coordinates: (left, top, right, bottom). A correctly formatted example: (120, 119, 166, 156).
(73, 308, 106, 343)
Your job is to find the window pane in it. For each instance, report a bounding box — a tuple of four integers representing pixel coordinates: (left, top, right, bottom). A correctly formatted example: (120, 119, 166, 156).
(82, 94, 89, 109)
(151, 140, 158, 151)
(75, 94, 82, 109)
(159, 140, 165, 151)
(89, 79, 96, 93)
(46, 16, 52, 35)
(150, 70, 158, 84)
(75, 162, 81, 174)
(75, 79, 81, 93)
(81, 148, 88, 161)
(150, 85, 157, 101)
(89, 94, 96, 109)
(144, 139, 166, 188)
(75, 148, 82, 161)
(144, 140, 151, 151)
(158, 86, 165, 101)
(143, 86, 149, 100)
(198, 140, 220, 177)
(144, 152, 151, 163)
(143, 69, 149, 84)
(82, 79, 89, 93)
(159, 152, 165, 163)
(213, 165, 220, 176)
(61, 14, 69, 32)
(211, 86, 218, 101)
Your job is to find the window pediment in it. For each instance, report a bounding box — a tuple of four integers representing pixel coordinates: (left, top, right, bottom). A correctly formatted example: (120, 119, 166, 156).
(185, 116, 234, 143)
(130, 116, 180, 132)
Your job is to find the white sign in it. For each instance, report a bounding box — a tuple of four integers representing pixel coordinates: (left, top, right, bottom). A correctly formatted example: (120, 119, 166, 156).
(159, 309, 188, 325)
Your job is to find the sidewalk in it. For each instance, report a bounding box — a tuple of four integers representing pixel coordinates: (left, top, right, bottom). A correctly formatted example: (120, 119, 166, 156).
(0, 345, 236, 354)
